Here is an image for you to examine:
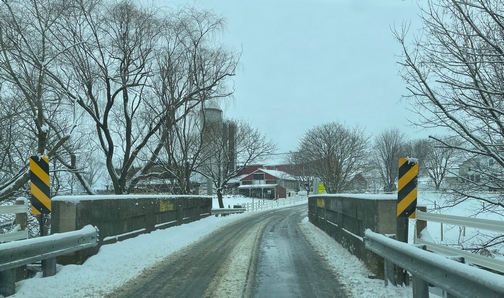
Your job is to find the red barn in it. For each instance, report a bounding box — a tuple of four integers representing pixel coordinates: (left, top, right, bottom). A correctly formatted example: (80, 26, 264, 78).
(237, 168, 299, 199)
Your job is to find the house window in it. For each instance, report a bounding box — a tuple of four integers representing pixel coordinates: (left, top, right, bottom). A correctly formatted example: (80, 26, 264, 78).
(469, 174, 481, 183)
(242, 181, 252, 185)
(489, 158, 495, 167)
(266, 180, 277, 184)
(253, 173, 264, 180)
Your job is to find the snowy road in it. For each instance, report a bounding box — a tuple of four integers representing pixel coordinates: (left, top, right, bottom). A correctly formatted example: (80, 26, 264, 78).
(252, 206, 345, 297)
(105, 205, 346, 298)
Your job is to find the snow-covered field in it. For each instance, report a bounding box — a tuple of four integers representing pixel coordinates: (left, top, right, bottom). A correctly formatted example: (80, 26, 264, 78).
(3, 192, 502, 297)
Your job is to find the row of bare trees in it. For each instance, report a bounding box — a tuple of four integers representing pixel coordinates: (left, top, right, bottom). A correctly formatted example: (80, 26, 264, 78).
(393, 0, 504, 253)
(0, 0, 276, 206)
(286, 0, 504, 256)
(394, 0, 504, 210)
(289, 123, 459, 195)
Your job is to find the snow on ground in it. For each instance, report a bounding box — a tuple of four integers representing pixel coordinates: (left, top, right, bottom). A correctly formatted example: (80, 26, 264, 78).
(4, 192, 500, 297)
(298, 217, 413, 298)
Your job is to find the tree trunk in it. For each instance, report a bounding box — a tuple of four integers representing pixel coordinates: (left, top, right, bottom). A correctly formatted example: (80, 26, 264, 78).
(217, 188, 224, 208)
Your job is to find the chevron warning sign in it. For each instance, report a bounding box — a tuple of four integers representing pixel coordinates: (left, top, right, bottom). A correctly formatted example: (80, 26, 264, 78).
(30, 155, 51, 214)
(397, 157, 418, 219)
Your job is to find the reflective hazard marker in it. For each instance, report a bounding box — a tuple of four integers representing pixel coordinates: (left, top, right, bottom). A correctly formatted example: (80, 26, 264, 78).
(397, 158, 418, 218)
(30, 155, 51, 214)
(318, 183, 325, 194)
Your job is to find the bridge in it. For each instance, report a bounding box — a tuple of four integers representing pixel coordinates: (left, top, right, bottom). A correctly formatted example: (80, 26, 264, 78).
(0, 194, 503, 297)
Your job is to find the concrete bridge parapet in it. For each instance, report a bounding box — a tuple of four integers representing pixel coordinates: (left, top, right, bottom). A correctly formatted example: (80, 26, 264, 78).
(308, 194, 397, 278)
(51, 195, 212, 264)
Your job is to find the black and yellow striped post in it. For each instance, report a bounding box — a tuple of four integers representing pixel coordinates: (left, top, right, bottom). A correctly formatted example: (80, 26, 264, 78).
(397, 157, 418, 219)
(396, 157, 418, 286)
(30, 155, 51, 236)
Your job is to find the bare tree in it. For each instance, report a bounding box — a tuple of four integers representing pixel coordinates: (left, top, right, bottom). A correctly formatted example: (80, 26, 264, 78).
(0, 0, 239, 199)
(197, 119, 277, 208)
(0, 93, 28, 187)
(0, 0, 79, 201)
(373, 128, 408, 192)
(404, 138, 432, 177)
(294, 122, 369, 194)
(286, 153, 314, 195)
(142, 6, 240, 195)
(55, 2, 239, 194)
(152, 107, 206, 195)
(424, 137, 459, 191)
(394, 0, 504, 252)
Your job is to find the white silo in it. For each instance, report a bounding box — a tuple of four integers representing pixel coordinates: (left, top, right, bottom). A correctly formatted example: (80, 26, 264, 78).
(201, 101, 223, 195)
(202, 101, 223, 126)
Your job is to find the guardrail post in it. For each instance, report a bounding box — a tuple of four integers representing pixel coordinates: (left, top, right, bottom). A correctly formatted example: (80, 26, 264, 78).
(43, 257, 57, 277)
(177, 204, 183, 225)
(397, 215, 409, 286)
(384, 234, 397, 286)
(444, 256, 465, 298)
(412, 244, 429, 298)
(14, 198, 28, 281)
(14, 198, 27, 230)
(0, 269, 15, 297)
(415, 206, 427, 239)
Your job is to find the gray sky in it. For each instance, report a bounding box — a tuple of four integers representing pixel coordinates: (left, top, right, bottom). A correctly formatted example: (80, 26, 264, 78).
(160, 0, 427, 153)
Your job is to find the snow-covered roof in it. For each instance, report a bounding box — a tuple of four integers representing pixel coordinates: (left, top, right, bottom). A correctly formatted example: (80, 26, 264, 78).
(238, 184, 278, 189)
(251, 168, 297, 181)
(228, 174, 248, 184)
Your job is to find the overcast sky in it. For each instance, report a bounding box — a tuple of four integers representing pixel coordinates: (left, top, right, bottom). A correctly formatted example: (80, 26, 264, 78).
(158, 0, 428, 153)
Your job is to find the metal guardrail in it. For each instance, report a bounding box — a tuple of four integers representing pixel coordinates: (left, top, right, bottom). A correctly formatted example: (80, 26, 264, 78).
(415, 238, 504, 273)
(0, 199, 29, 243)
(0, 228, 28, 243)
(416, 210, 504, 233)
(0, 225, 99, 272)
(0, 204, 29, 214)
(416, 210, 504, 274)
(364, 229, 504, 298)
(211, 208, 246, 216)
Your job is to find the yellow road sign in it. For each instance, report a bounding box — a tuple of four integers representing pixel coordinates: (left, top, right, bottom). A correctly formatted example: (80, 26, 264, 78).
(397, 158, 418, 219)
(318, 183, 325, 194)
(30, 156, 51, 214)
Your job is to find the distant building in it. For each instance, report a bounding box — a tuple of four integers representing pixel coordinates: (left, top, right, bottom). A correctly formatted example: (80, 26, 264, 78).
(444, 156, 503, 190)
(347, 173, 368, 193)
(237, 168, 299, 199)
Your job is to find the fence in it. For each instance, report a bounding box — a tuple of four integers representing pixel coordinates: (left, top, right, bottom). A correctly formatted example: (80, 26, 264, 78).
(240, 196, 304, 212)
(0, 198, 29, 243)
